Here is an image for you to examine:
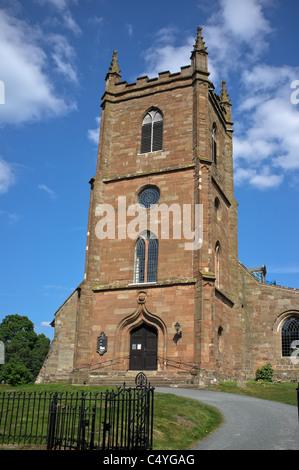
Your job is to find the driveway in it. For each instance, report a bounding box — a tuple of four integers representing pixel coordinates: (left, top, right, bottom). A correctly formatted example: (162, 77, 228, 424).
(156, 387, 299, 450)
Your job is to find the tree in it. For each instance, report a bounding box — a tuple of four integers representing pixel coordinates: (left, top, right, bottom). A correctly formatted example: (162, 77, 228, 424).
(0, 314, 50, 385)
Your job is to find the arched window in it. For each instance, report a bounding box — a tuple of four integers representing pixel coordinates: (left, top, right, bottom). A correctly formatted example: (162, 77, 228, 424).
(134, 231, 158, 283)
(212, 122, 217, 165)
(215, 242, 220, 288)
(218, 326, 223, 352)
(141, 109, 163, 154)
(214, 197, 221, 222)
(281, 316, 299, 357)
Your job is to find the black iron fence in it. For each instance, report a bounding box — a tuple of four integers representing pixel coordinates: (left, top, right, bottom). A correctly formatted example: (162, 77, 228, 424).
(0, 384, 154, 450)
(0, 390, 51, 447)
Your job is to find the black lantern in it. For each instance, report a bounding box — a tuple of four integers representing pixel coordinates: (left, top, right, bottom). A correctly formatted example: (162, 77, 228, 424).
(174, 322, 182, 337)
(173, 322, 182, 344)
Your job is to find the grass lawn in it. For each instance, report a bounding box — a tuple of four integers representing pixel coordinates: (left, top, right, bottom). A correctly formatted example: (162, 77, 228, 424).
(207, 380, 299, 407)
(153, 392, 223, 450)
(0, 380, 297, 450)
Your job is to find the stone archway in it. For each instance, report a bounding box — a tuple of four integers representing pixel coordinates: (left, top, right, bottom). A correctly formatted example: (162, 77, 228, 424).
(115, 292, 167, 371)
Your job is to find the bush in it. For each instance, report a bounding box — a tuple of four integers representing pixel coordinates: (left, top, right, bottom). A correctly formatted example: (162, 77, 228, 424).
(255, 363, 274, 382)
(0, 360, 33, 385)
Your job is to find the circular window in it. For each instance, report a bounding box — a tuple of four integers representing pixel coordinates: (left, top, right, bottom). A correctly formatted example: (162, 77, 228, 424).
(138, 186, 160, 208)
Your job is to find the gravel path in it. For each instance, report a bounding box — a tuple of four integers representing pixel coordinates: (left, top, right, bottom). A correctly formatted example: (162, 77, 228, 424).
(156, 387, 299, 450)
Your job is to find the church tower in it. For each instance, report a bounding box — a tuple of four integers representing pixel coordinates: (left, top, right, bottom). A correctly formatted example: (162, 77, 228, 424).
(39, 27, 242, 385)
(38, 27, 299, 386)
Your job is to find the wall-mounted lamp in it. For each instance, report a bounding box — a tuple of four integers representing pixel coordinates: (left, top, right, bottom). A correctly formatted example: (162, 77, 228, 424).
(174, 322, 182, 337)
(173, 322, 182, 344)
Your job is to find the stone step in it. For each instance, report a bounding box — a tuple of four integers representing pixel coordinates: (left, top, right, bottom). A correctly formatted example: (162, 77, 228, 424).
(87, 371, 197, 388)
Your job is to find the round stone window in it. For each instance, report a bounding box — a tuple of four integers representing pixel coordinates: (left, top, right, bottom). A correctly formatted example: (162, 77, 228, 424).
(138, 186, 160, 208)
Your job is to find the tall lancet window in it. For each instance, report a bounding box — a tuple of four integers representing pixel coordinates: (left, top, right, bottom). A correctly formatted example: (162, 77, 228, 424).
(212, 122, 217, 165)
(134, 231, 158, 283)
(141, 109, 163, 154)
(215, 242, 220, 288)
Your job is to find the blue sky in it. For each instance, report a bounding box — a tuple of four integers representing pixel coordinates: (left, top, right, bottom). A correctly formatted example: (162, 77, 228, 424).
(1, 0, 299, 341)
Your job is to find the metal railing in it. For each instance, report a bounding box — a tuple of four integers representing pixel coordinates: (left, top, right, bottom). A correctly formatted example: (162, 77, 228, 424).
(0, 391, 52, 447)
(0, 384, 154, 450)
(157, 356, 200, 374)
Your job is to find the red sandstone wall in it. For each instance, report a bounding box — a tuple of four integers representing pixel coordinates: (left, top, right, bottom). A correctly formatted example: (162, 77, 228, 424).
(75, 284, 196, 372)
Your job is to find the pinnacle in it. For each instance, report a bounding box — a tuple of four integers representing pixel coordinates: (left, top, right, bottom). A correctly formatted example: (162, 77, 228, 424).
(193, 26, 208, 53)
(108, 50, 121, 77)
(221, 80, 231, 104)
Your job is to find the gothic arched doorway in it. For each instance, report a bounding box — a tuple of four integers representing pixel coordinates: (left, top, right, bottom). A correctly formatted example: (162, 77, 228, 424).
(129, 323, 158, 371)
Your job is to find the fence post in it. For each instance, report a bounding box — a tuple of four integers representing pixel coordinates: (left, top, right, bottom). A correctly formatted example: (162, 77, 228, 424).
(150, 386, 154, 449)
(78, 392, 88, 451)
(297, 383, 299, 422)
(102, 391, 109, 450)
(47, 393, 58, 450)
(89, 404, 96, 451)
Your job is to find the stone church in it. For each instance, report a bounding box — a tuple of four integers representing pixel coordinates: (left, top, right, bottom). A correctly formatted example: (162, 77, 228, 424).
(38, 27, 299, 386)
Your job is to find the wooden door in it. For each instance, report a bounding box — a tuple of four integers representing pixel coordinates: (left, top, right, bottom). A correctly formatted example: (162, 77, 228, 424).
(129, 323, 157, 371)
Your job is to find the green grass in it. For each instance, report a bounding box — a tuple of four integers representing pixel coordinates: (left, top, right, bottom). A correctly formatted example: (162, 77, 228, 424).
(207, 380, 298, 407)
(153, 392, 223, 450)
(0, 380, 297, 450)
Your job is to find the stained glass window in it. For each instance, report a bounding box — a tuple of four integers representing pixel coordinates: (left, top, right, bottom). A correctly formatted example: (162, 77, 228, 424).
(138, 186, 160, 208)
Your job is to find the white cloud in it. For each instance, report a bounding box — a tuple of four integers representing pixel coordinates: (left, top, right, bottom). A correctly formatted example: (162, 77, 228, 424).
(220, 0, 272, 41)
(48, 33, 78, 83)
(234, 166, 283, 190)
(0, 157, 15, 193)
(142, 26, 194, 78)
(87, 116, 101, 145)
(203, 0, 273, 81)
(38, 184, 57, 198)
(36, 0, 77, 11)
(36, 0, 81, 35)
(201, 0, 299, 188)
(234, 64, 299, 181)
(126, 23, 133, 36)
(0, 210, 19, 223)
(62, 10, 81, 36)
(139, 1, 292, 191)
(0, 9, 75, 125)
(241, 64, 293, 93)
(142, 0, 272, 82)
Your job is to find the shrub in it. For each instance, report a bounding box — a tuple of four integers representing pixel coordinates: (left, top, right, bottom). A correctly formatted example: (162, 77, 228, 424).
(0, 360, 33, 385)
(255, 363, 274, 382)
